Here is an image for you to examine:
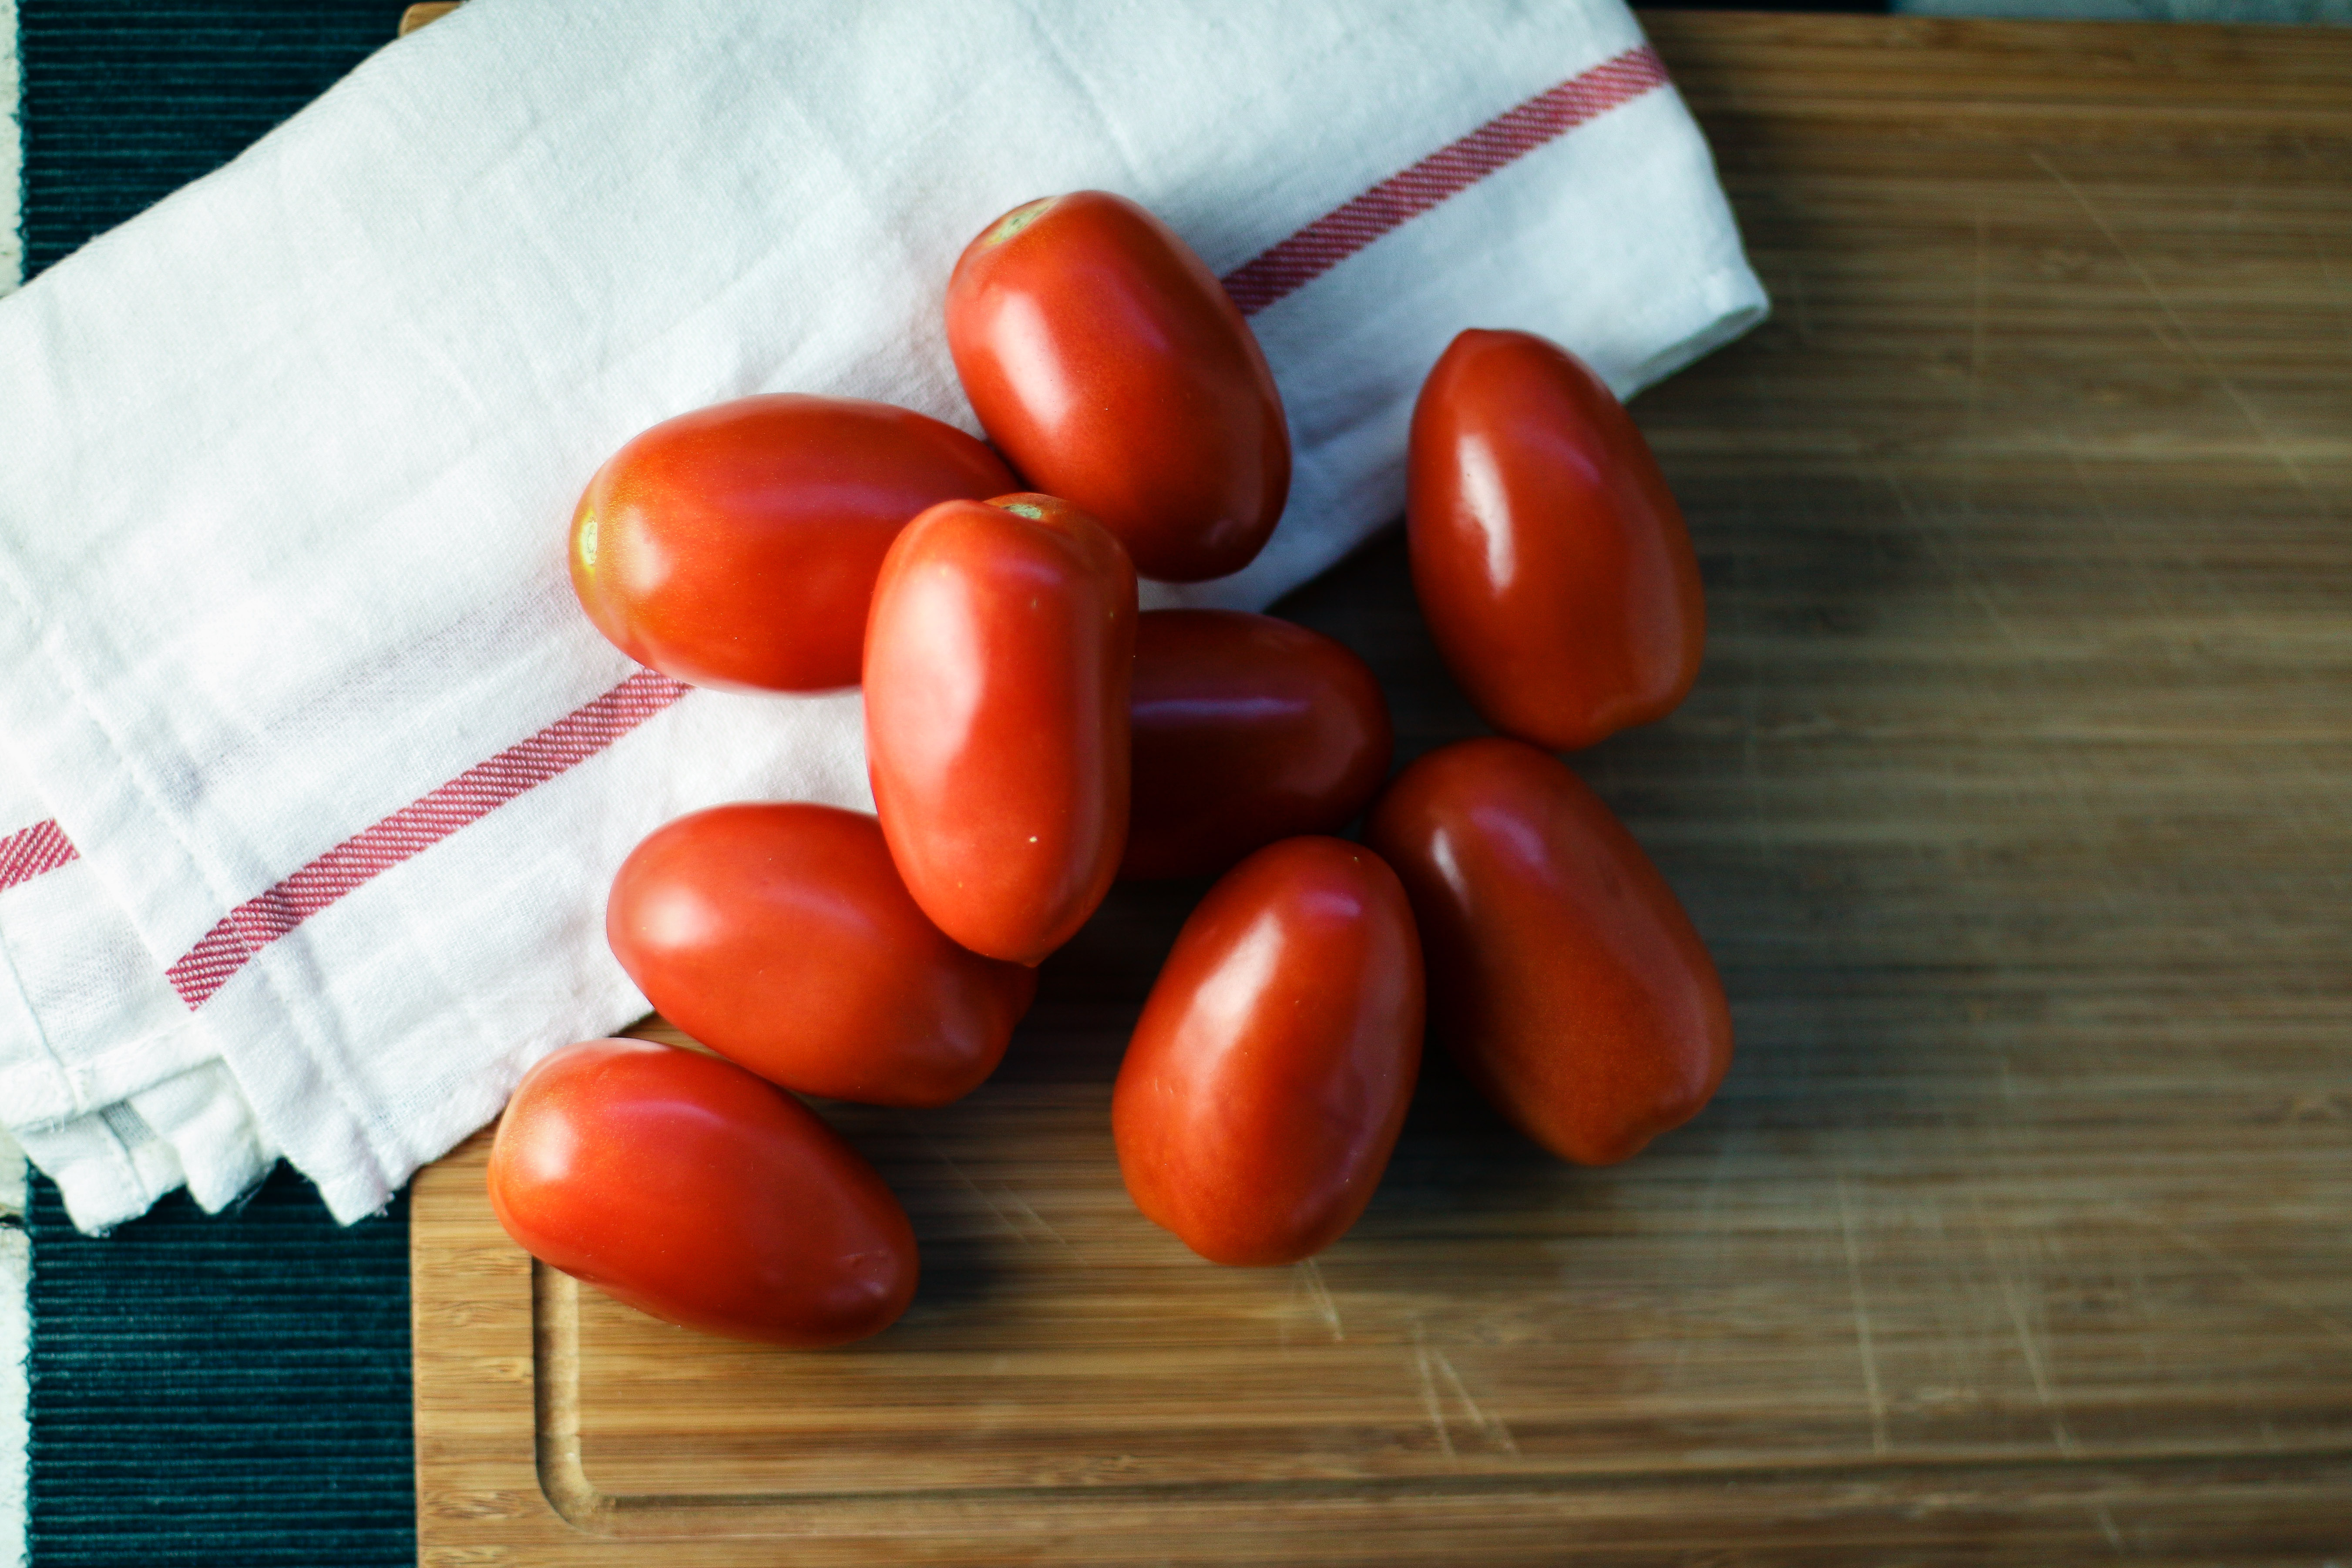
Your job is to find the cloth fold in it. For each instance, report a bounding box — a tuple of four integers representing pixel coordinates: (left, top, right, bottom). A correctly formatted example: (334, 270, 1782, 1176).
(0, 0, 1765, 1231)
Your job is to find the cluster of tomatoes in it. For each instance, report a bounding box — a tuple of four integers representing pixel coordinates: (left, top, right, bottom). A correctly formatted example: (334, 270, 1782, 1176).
(485, 191, 1733, 1350)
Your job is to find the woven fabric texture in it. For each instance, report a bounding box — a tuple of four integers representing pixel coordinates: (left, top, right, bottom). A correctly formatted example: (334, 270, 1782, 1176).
(21, 11, 416, 1565)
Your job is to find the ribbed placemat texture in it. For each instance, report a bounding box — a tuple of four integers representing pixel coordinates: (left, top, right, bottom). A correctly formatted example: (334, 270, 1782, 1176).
(27, 1175, 410, 1568)
(20, 11, 416, 1563)
(17, 0, 408, 275)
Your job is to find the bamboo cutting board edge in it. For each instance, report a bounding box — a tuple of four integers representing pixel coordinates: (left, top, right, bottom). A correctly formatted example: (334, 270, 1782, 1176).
(413, 1125, 2352, 1557)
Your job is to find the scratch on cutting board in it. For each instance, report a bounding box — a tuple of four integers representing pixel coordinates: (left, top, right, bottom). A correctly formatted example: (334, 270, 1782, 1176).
(2109, 1202, 2352, 1347)
(1433, 1348, 1519, 1455)
(923, 1136, 1067, 1251)
(1962, 205, 1989, 527)
(2092, 1502, 2129, 1556)
(1878, 462, 2031, 662)
(1410, 1323, 1458, 1461)
(995, 1186, 1072, 1251)
(1961, 1175, 2085, 1459)
(1670, 1128, 1746, 1382)
(1296, 1257, 1344, 1341)
(924, 1140, 1020, 1239)
(2030, 148, 2332, 521)
(1835, 1172, 1893, 1456)
(1990, 1240, 2080, 1457)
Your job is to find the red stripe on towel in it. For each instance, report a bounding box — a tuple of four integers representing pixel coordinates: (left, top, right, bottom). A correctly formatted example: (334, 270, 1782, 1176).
(1220, 44, 1669, 315)
(0, 819, 79, 892)
(165, 668, 689, 1009)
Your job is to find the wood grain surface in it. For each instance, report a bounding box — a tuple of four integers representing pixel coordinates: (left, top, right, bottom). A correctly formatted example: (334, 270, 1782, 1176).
(412, 12, 2352, 1565)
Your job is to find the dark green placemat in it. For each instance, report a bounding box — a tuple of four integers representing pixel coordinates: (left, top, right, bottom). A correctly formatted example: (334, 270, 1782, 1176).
(26, 1173, 412, 1568)
(17, 0, 413, 277)
(20, 10, 418, 1564)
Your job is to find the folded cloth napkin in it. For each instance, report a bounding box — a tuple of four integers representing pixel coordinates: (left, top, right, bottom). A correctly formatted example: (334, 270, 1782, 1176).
(0, 0, 1766, 1231)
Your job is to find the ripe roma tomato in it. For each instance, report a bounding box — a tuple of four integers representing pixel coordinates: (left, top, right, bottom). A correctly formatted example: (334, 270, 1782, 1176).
(568, 394, 1013, 692)
(945, 191, 1290, 583)
(608, 803, 1035, 1107)
(1408, 329, 1704, 750)
(487, 1038, 918, 1347)
(1123, 610, 1393, 881)
(864, 493, 1136, 965)
(1365, 738, 1732, 1166)
(1113, 837, 1423, 1266)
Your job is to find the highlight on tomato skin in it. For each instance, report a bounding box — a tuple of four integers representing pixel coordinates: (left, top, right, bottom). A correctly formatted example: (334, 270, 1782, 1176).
(1407, 328, 1705, 750)
(1364, 737, 1732, 1168)
(945, 190, 1291, 584)
(567, 393, 1013, 692)
(863, 491, 1137, 966)
(606, 802, 1036, 1108)
(1112, 836, 1425, 1267)
(487, 1037, 920, 1348)
(1120, 610, 1394, 882)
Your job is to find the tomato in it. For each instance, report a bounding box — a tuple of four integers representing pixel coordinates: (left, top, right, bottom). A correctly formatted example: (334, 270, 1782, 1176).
(1407, 329, 1704, 750)
(945, 191, 1290, 583)
(864, 493, 1136, 965)
(1122, 610, 1393, 881)
(487, 1037, 918, 1347)
(1113, 836, 1423, 1266)
(1364, 738, 1731, 1166)
(568, 394, 1013, 692)
(607, 803, 1035, 1107)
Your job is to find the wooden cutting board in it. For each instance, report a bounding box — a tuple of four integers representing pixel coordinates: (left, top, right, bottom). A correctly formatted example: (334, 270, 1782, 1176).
(410, 12, 2352, 1564)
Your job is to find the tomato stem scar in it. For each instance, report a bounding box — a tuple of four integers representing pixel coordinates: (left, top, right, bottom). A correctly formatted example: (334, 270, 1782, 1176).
(983, 198, 1055, 247)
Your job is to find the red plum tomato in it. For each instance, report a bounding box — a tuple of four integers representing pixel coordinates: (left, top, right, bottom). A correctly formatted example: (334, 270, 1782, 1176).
(1113, 836, 1424, 1266)
(1365, 738, 1731, 1166)
(487, 1037, 918, 1347)
(864, 493, 1136, 965)
(1123, 610, 1392, 881)
(607, 802, 1035, 1107)
(568, 394, 1013, 692)
(945, 191, 1290, 583)
(1408, 329, 1704, 749)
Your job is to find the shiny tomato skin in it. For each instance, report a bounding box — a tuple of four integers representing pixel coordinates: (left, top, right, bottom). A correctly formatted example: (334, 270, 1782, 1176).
(1365, 738, 1731, 1166)
(487, 1037, 918, 1347)
(1408, 329, 1704, 750)
(1113, 836, 1424, 1267)
(945, 191, 1290, 583)
(864, 493, 1136, 965)
(607, 803, 1035, 1108)
(569, 394, 1014, 692)
(1123, 610, 1393, 881)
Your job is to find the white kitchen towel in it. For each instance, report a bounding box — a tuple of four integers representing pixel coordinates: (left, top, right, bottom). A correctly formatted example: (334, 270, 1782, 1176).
(0, 0, 1766, 1230)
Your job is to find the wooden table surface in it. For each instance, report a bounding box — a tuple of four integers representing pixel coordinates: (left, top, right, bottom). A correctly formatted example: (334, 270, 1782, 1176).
(411, 12, 2352, 1564)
